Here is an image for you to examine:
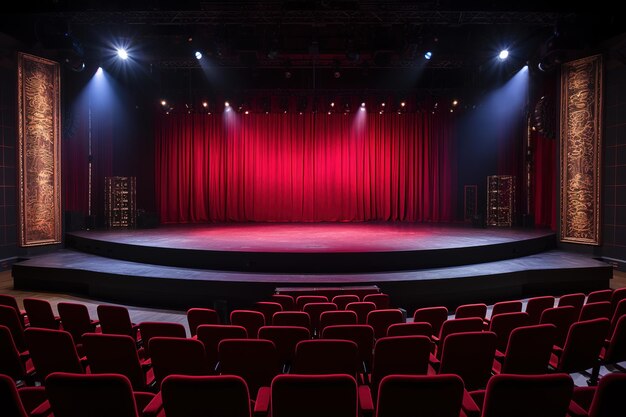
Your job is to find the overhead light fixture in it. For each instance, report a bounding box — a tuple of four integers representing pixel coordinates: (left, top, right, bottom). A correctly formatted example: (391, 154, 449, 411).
(117, 48, 129, 60)
(424, 51, 432, 60)
(195, 51, 203, 60)
(498, 49, 509, 60)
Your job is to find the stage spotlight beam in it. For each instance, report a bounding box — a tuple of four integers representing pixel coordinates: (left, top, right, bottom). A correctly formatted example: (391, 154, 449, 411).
(117, 48, 129, 60)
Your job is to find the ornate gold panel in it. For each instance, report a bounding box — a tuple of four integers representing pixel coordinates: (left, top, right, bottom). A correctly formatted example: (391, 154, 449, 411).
(560, 54, 602, 245)
(17, 53, 62, 246)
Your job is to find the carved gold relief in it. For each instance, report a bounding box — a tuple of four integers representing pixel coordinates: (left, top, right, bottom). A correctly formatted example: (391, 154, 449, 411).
(560, 54, 602, 245)
(17, 53, 62, 246)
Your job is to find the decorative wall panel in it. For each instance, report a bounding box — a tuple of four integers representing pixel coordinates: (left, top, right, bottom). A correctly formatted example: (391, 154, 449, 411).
(560, 54, 603, 245)
(17, 53, 61, 246)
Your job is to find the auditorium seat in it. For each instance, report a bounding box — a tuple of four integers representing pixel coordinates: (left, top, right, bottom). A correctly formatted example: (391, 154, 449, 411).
(568, 373, 626, 417)
(346, 302, 377, 324)
(413, 306, 448, 337)
(23, 298, 60, 330)
(487, 311, 529, 352)
(492, 323, 556, 375)
(579, 301, 612, 322)
(332, 295, 360, 310)
(195, 324, 248, 372)
(0, 374, 46, 417)
(258, 325, 310, 370)
(454, 303, 487, 320)
(295, 295, 328, 311)
(434, 318, 485, 358)
(609, 298, 626, 336)
(218, 338, 279, 396)
(484, 300, 523, 327)
(366, 309, 404, 339)
(97, 305, 141, 344)
(302, 302, 338, 335)
(82, 333, 154, 391)
(386, 322, 432, 337)
(143, 375, 252, 417)
(292, 339, 359, 377)
(539, 305, 577, 347)
(610, 287, 626, 315)
(463, 373, 573, 417)
(0, 325, 35, 386)
(186, 308, 219, 337)
(319, 310, 358, 333)
(24, 328, 84, 383)
(149, 337, 210, 387)
(57, 302, 99, 343)
(271, 294, 296, 311)
(139, 322, 186, 357)
(524, 296, 555, 325)
(230, 310, 265, 338)
(557, 293, 586, 319)
(321, 324, 375, 373)
(363, 294, 391, 310)
(0, 295, 28, 327)
(0, 305, 29, 353)
(35, 372, 154, 417)
(586, 289, 613, 304)
(272, 311, 311, 328)
(254, 302, 283, 326)
(590, 314, 626, 384)
(549, 318, 610, 374)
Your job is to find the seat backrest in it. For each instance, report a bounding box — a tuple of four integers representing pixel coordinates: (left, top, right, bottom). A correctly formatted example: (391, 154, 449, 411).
(370, 336, 432, 396)
(271, 374, 357, 417)
(454, 303, 487, 320)
(272, 311, 311, 328)
(321, 324, 375, 368)
(150, 337, 209, 386)
(610, 287, 626, 315)
(501, 324, 556, 375)
(295, 296, 328, 311)
(366, 309, 404, 339)
(609, 298, 626, 336)
(0, 295, 25, 327)
(187, 308, 219, 337)
(580, 302, 612, 322)
(413, 306, 448, 337)
(254, 303, 283, 326)
(604, 314, 626, 364)
(332, 295, 360, 310)
(346, 302, 377, 324)
(271, 295, 295, 311)
(386, 322, 432, 337)
(525, 296, 555, 324)
(319, 310, 358, 333)
(488, 312, 529, 352)
(97, 305, 135, 337)
(439, 331, 496, 391)
(0, 374, 29, 417)
(587, 373, 626, 417)
(302, 303, 338, 333)
(375, 374, 464, 417)
(82, 333, 147, 390)
(139, 321, 186, 356)
(438, 318, 484, 357)
(558, 293, 586, 318)
(557, 318, 610, 374)
(44, 372, 141, 417)
(0, 325, 26, 381)
(0, 305, 27, 352)
(490, 300, 523, 318)
(23, 298, 58, 330)
(292, 339, 359, 376)
(24, 328, 83, 381)
(57, 302, 95, 342)
(258, 326, 310, 366)
(218, 339, 279, 396)
(230, 310, 265, 339)
(586, 289, 612, 304)
(196, 324, 248, 371)
(539, 305, 577, 347)
(161, 375, 251, 417)
(481, 374, 573, 417)
(363, 294, 390, 310)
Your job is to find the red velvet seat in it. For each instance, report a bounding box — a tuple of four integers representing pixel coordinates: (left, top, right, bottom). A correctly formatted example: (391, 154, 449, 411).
(195, 324, 248, 372)
(435, 318, 485, 359)
(218, 338, 279, 396)
(37, 372, 154, 417)
(539, 305, 577, 347)
(302, 302, 338, 334)
(149, 337, 209, 387)
(609, 298, 626, 336)
(346, 302, 377, 324)
(525, 296, 556, 324)
(230, 310, 265, 338)
(492, 323, 556, 375)
(0, 374, 46, 417)
(186, 308, 219, 337)
(272, 311, 311, 328)
(580, 301, 612, 322)
(83, 333, 154, 391)
(387, 322, 432, 337)
(586, 289, 612, 304)
(295, 295, 328, 311)
(413, 306, 449, 337)
(366, 309, 404, 339)
(549, 318, 610, 374)
(144, 375, 252, 417)
(332, 295, 360, 310)
(610, 287, 626, 315)
(590, 315, 626, 384)
(57, 302, 99, 343)
(254, 302, 283, 326)
(557, 292, 586, 319)
(0, 325, 35, 385)
(464, 373, 573, 417)
(0, 295, 28, 327)
(258, 325, 310, 369)
(363, 294, 391, 310)
(569, 373, 626, 417)
(437, 331, 497, 391)
(269, 374, 358, 417)
(271, 294, 295, 311)
(24, 328, 84, 383)
(292, 339, 359, 376)
(488, 311, 529, 352)
(321, 324, 375, 373)
(454, 303, 487, 320)
(319, 310, 358, 333)
(23, 298, 60, 330)
(0, 305, 28, 353)
(139, 322, 186, 357)
(485, 300, 523, 326)
(97, 305, 141, 343)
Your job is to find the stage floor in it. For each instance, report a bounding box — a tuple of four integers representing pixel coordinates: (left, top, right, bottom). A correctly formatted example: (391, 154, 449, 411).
(69, 223, 553, 253)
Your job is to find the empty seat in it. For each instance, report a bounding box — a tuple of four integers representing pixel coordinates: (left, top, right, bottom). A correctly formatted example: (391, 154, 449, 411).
(271, 294, 295, 311)
(295, 296, 328, 311)
(580, 301, 612, 322)
(24, 328, 83, 383)
(387, 322, 432, 337)
(366, 309, 404, 339)
(609, 298, 626, 336)
(149, 337, 209, 387)
(82, 333, 154, 391)
(488, 312, 529, 352)
(592, 315, 626, 383)
(254, 302, 283, 326)
(492, 324, 556, 375)
(332, 295, 360, 310)
(319, 310, 358, 333)
(539, 305, 577, 347)
(321, 324, 375, 372)
(586, 289, 613, 304)
(97, 305, 140, 342)
(413, 306, 448, 337)
(0, 295, 28, 328)
(302, 302, 338, 334)
(610, 287, 626, 315)
(487, 300, 523, 323)
(57, 302, 99, 343)
(435, 318, 485, 358)
(569, 372, 626, 417)
(144, 375, 252, 417)
(549, 318, 610, 374)
(292, 339, 359, 376)
(438, 331, 497, 391)
(0, 325, 35, 385)
(258, 326, 310, 369)
(346, 302, 377, 325)
(0, 305, 28, 353)
(23, 298, 60, 330)
(454, 303, 487, 320)
(218, 339, 279, 396)
(525, 296, 555, 324)
(558, 293, 586, 319)
(139, 322, 186, 357)
(0, 374, 46, 417)
(196, 324, 248, 372)
(186, 308, 219, 337)
(230, 310, 265, 338)
(272, 311, 310, 328)
(363, 294, 390, 310)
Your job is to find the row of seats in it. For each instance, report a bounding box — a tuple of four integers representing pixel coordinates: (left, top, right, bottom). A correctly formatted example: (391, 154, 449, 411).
(3, 371, 626, 417)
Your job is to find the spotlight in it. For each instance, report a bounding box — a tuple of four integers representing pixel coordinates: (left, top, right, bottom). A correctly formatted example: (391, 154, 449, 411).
(160, 100, 167, 106)
(117, 48, 129, 60)
(225, 101, 230, 107)
(245, 110, 249, 115)
(424, 51, 432, 60)
(360, 106, 366, 112)
(195, 51, 203, 60)
(498, 49, 509, 60)
(361, 102, 366, 107)
(400, 102, 406, 107)
(452, 100, 458, 106)
(96, 67, 103, 75)
(330, 102, 335, 107)
(381, 102, 385, 107)
(202, 101, 208, 108)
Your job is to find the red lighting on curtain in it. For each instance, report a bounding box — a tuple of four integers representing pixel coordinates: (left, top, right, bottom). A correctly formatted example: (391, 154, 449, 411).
(155, 112, 457, 223)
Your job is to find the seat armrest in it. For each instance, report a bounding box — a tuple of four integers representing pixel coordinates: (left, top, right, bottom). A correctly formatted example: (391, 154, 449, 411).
(568, 400, 589, 417)
(552, 345, 564, 357)
(358, 385, 374, 417)
(494, 350, 505, 360)
(142, 392, 162, 417)
(253, 386, 271, 417)
(30, 400, 52, 417)
(462, 390, 482, 417)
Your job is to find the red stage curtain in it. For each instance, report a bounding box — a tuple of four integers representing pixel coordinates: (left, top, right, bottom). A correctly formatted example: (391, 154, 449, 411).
(156, 112, 457, 223)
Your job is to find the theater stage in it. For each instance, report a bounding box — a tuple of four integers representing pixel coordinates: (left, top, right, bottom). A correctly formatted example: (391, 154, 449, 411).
(12, 223, 612, 312)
